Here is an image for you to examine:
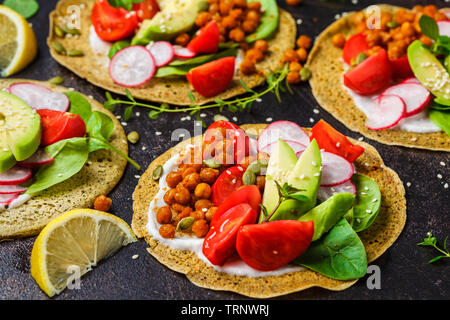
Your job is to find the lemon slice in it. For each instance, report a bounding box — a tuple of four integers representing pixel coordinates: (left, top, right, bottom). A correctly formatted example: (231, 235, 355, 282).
(0, 5, 37, 77)
(30, 209, 137, 297)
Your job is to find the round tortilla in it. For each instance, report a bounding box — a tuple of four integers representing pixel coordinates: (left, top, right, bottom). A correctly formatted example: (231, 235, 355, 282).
(0, 79, 128, 239)
(132, 123, 406, 298)
(48, 0, 296, 106)
(307, 4, 450, 152)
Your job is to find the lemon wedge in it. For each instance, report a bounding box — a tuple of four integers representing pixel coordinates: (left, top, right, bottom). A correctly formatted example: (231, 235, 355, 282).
(30, 209, 137, 297)
(0, 5, 37, 77)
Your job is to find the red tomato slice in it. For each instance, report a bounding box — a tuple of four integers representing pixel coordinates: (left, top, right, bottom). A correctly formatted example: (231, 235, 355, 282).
(37, 110, 86, 146)
(211, 165, 246, 206)
(132, 0, 159, 21)
(390, 55, 413, 80)
(342, 33, 370, 65)
(91, 0, 139, 41)
(236, 220, 314, 271)
(186, 57, 235, 97)
(187, 21, 220, 54)
(310, 120, 364, 163)
(343, 49, 392, 95)
(202, 203, 257, 266)
(210, 185, 261, 229)
(204, 120, 250, 164)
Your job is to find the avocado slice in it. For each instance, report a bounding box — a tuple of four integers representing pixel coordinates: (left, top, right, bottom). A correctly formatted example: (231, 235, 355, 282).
(408, 40, 450, 106)
(132, 0, 209, 45)
(0, 91, 41, 171)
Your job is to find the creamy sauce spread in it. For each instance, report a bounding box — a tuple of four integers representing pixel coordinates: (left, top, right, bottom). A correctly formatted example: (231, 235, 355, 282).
(146, 146, 305, 277)
(89, 26, 112, 67)
(0, 194, 32, 212)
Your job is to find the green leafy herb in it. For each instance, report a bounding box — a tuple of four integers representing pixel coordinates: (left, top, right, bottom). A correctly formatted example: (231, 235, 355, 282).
(3, 0, 39, 18)
(108, 40, 130, 59)
(350, 173, 381, 232)
(419, 15, 450, 56)
(429, 109, 450, 135)
(417, 231, 450, 263)
(107, 0, 144, 11)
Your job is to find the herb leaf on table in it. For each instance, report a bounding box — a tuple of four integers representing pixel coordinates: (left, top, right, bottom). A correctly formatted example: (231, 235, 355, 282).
(417, 231, 450, 263)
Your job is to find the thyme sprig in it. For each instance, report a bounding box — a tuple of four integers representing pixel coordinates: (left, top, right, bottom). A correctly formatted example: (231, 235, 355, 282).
(417, 231, 450, 263)
(103, 65, 290, 124)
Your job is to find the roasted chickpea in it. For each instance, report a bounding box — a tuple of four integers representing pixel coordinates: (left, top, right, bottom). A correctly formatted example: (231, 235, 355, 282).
(246, 10, 260, 22)
(257, 152, 270, 161)
(219, 0, 233, 15)
(93, 195, 112, 212)
(209, 3, 219, 14)
(222, 15, 237, 29)
(256, 175, 265, 191)
(350, 11, 365, 26)
(283, 49, 299, 62)
(286, 0, 302, 6)
(159, 224, 175, 239)
(195, 199, 213, 211)
(247, 2, 261, 11)
(178, 207, 193, 220)
(182, 172, 201, 191)
(412, 5, 423, 13)
(332, 33, 346, 48)
(242, 20, 258, 33)
(156, 206, 172, 224)
(400, 22, 415, 37)
(234, 0, 247, 7)
(287, 71, 301, 84)
(205, 206, 218, 222)
(240, 58, 257, 74)
(174, 184, 191, 204)
(192, 219, 209, 238)
(246, 48, 264, 63)
(174, 33, 190, 46)
(254, 39, 268, 53)
(163, 188, 175, 205)
(296, 35, 312, 49)
(434, 12, 447, 22)
(195, 11, 211, 27)
(190, 210, 206, 221)
(194, 183, 212, 199)
(423, 5, 437, 17)
(419, 35, 433, 47)
(356, 22, 367, 34)
(229, 27, 245, 42)
(200, 167, 220, 184)
(296, 48, 308, 62)
(229, 8, 243, 19)
(166, 172, 182, 188)
(171, 202, 186, 213)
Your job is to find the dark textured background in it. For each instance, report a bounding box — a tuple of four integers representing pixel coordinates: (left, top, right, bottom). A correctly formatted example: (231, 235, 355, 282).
(0, 0, 449, 300)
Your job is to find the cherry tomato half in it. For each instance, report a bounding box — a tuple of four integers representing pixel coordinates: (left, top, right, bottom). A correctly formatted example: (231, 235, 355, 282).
(211, 165, 247, 206)
(186, 57, 235, 97)
(187, 21, 220, 54)
(37, 110, 86, 146)
(342, 33, 370, 65)
(390, 55, 413, 80)
(343, 49, 392, 95)
(310, 120, 364, 163)
(203, 203, 258, 266)
(91, 0, 139, 42)
(236, 220, 314, 271)
(132, 0, 159, 22)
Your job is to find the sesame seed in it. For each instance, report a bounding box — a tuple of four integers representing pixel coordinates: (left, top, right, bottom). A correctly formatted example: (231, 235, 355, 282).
(135, 175, 141, 179)
(437, 174, 442, 179)
(406, 182, 411, 187)
(366, 209, 371, 213)
(371, 198, 378, 203)
(266, 117, 273, 122)
(155, 131, 162, 136)
(440, 161, 445, 166)
(358, 137, 364, 141)
(313, 173, 320, 176)
(132, 254, 139, 260)
(121, 122, 127, 126)
(313, 108, 319, 114)
(309, 118, 314, 123)
(444, 183, 449, 189)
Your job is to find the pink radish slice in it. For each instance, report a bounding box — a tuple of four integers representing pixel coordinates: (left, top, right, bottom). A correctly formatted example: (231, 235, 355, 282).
(365, 95, 406, 130)
(0, 184, 27, 194)
(109, 46, 156, 87)
(173, 45, 196, 59)
(7, 82, 69, 112)
(320, 151, 354, 187)
(382, 83, 431, 117)
(0, 166, 32, 185)
(402, 77, 420, 85)
(437, 21, 450, 37)
(261, 140, 306, 156)
(248, 137, 258, 158)
(147, 41, 174, 67)
(0, 193, 19, 204)
(257, 121, 310, 152)
(317, 180, 356, 202)
(19, 149, 53, 168)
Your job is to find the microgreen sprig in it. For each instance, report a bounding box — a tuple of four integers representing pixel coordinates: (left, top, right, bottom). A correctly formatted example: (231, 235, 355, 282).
(103, 65, 290, 125)
(417, 231, 450, 263)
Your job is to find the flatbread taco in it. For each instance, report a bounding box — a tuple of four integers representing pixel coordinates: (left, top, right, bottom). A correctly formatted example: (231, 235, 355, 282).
(0, 79, 135, 239)
(307, 4, 450, 151)
(48, 0, 296, 105)
(132, 119, 406, 298)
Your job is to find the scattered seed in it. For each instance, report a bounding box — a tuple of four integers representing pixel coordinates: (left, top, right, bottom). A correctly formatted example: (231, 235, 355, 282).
(213, 114, 229, 122)
(54, 24, 65, 37)
(203, 158, 220, 169)
(177, 217, 195, 231)
(152, 165, 163, 181)
(48, 76, 64, 85)
(132, 254, 139, 260)
(52, 41, 66, 55)
(67, 49, 84, 57)
(127, 131, 139, 144)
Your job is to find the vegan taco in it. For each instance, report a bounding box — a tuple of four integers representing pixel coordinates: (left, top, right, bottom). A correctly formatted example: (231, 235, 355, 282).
(48, 0, 296, 105)
(132, 119, 406, 298)
(0, 79, 137, 239)
(307, 4, 450, 151)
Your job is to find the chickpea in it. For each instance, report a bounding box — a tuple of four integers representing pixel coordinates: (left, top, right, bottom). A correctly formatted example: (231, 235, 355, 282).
(182, 172, 201, 191)
(229, 28, 245, 42)
(287, 71, 301, 84)
(164, 188, 176, 205)
(365, 31, 382, 47)
(350, 11, 365, 26)
(233, 0, 247, 8)
(434, 12, 447, 22)
(242, 20, 258, 33)
(190, 210, 206, 221)
(246, 10, 260, 22)
(283, 49, 299, 62)
(194, 183, 212, 199)
(195, 11, 211, 27)
(159, 224, 175, 239)
(181, 167, 197, 179)
(205, 206, 218, 222)
(171, 202, 186, 213)
(246, 48, 264, 63)
(177, 207, 193, 220)
(209, 3, 219, 14)
(219, 0, 233, 15)
(356, 22, 367, 34)
(419, 35, 433, 47)
(257, 152, 270, 161)
(200, 167, 220, 184)
(247, 2, 261, 11)
(166, 172, 182, 188)
(174, 184, 191, 205)
(423, 5, 437, 17)
(175, 33, 190, 46)
(412, 5, 423, 13)
(256, 175, 265, 191)
(195, 199, 213, 211)
(400, 22, 415, 37)
(192, 219, 210, 238)
(254, 39, 268, 53)
(286, 0, 302, 6)
(222, 15, 237, 29)
(240, 58, 257, 74)
(229, 8, 243, 20)
(296, 35, 312, 49)
(93, 195, 112, 212)
(332, 33, 346, 48)
(156, 206, 172, 224)
(296, 48, 308, 62)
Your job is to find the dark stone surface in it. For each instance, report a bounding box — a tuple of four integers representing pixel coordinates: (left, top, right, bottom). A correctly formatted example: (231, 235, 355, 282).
(0, 0, 448, 300)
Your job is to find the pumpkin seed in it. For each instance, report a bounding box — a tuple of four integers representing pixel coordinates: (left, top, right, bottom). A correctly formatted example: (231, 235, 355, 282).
(48, 76, 64, 85)
(67, 49, 84, 57)
(127, 131, 139, 144)
(257, 159, 269, 167)
(242, 170, 256, 186)
(247, 161, 261, 174)
(176, 217, 195, 231)
(51, 41, 66, 55)
(54, 25, 65, 38)
(300, 67, 312, 81)
(152, 165, 163, 180)
(203, 158, 220, 168)
(355, 52, 368, 65)
(213, 114, 229, 122)
(63, 26, 81, 35)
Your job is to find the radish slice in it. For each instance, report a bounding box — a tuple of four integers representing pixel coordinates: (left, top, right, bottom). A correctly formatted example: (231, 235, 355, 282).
(19, 149, 54, 168)
(109, 46, 156, 87)
(173, 45, 196, 59)
(146, 41, 174, 67)
(257, 121, 310, 152)
(402, 77, 421, 85)
(248, 137, 258, 158)
(365, 95, 406, 130)
(320, 151, 354, 187)
(0, 193, 20, 204)
(0, 184, 27, 194)
(260, 140, 306, 156)
(441, 8, 450, 19)
(0, 166, 32, 185)
(7, 83, 69, 112)
(317, 180, 356, 202)
(437, 21, 450, 37)
(382, 83, 431, 117)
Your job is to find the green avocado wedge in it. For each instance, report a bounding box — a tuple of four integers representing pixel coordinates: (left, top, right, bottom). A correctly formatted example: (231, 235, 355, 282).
(0, 91, 41, 172)
(245, 0, 279, 43)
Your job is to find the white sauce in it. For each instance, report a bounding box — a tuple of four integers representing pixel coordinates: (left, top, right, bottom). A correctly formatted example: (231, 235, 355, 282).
(0, 194, 32, 212)
(89, 26, 112, 67)
(146, 146, 305, 277)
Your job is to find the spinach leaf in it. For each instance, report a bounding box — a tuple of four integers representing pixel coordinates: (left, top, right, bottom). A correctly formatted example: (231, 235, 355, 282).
(419, 15, 440, 41)
(3, 0, 39, 18)
(155, 65, 193, 78)
(429, 109, 450, 135)
(108, 40, 130, 59)
(26, 138, 89, 194)
(169, 47, 238, 66)
(108, 0, 144, 11)
(294, 218, 368, 280)
(351, 173, 381, 232)
(65, 91, 92, 123)
(87, 111, 114, 140)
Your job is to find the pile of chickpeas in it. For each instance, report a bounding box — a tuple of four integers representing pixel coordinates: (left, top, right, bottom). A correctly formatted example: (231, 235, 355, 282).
(332, 5, 448, 61)
(283, 34, 313, 84)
